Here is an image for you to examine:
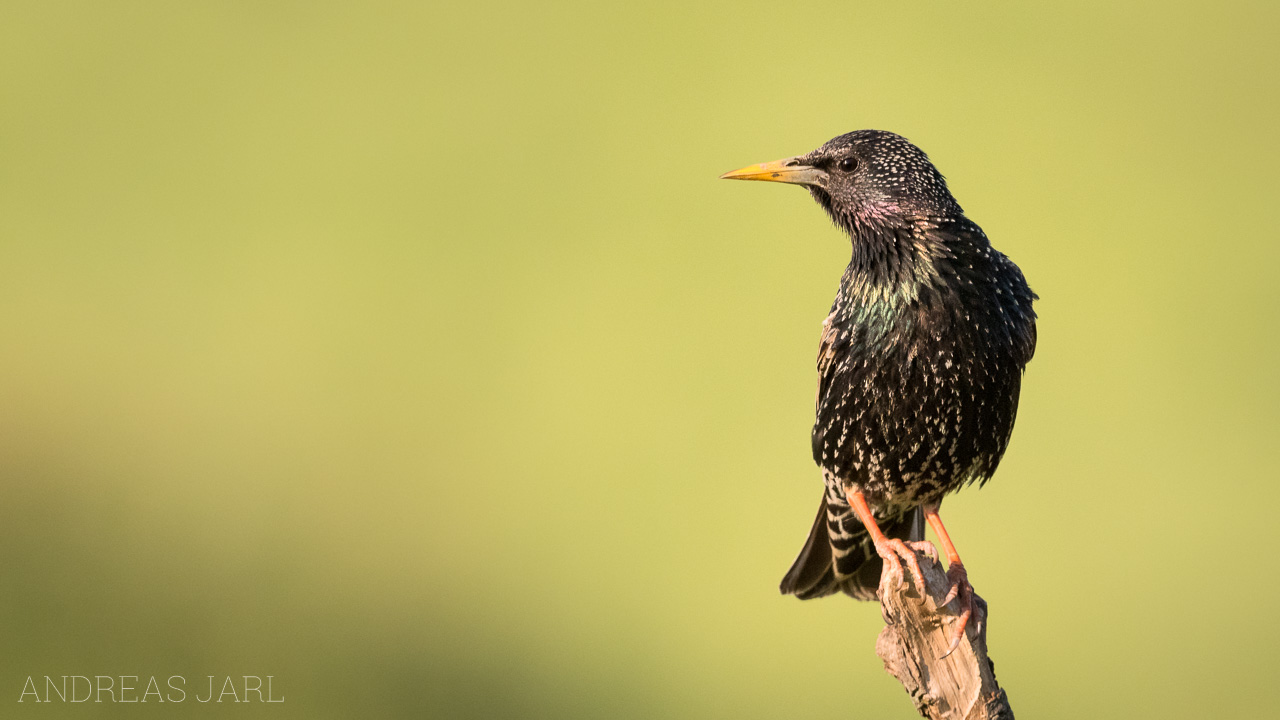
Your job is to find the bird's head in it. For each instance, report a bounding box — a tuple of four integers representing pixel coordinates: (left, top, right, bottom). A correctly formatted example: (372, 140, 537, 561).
(721, 130, 962, 234)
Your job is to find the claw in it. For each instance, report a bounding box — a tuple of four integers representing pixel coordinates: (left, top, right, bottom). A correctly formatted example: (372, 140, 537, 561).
(876, 539, 905, 586)
(941, 630, 964, 659)
(877, 538, 928, 599)
(941, 604, 972, 658)
(937, 562, 973, 658)
(907, 539, 939, 563)
(921, 505, 978, 659)
(939, 579, 960, 608)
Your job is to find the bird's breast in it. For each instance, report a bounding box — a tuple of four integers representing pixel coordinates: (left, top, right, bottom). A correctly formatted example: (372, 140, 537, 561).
(811, 288, 1025, 506)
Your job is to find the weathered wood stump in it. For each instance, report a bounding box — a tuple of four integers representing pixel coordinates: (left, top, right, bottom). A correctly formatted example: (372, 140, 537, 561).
(875, 550, 1013, 720)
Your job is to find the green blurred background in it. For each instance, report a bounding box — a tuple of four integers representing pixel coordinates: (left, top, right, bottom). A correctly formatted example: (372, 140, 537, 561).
(2, 1, 1277, 717)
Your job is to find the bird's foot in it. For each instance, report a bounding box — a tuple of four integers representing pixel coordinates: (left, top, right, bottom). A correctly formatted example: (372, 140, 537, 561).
(874, 537, 930, 599)
(938, 561, 974, 658)
(906, 539, 938, 564)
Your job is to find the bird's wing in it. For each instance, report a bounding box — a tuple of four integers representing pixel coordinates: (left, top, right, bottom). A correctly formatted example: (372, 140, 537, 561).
(1024, 319, 1038, 366)
(815, 311, 841, 405)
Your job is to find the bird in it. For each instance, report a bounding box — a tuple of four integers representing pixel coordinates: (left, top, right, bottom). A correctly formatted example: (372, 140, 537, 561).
(721, 130, 1037, 654)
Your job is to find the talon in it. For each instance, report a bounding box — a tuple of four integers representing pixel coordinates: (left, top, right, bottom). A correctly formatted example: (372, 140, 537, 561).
(941, 626, 964, 659)
(907, 539, 939, 563)
(938, 562, 973, 658)
(878, 538, 928, 598)
(940, 584, 959, 607)
(876, 541, 906, 587)
(940, 562, 970, 609)
(941, 602, 972, 658)
(922, 504, 977, 659)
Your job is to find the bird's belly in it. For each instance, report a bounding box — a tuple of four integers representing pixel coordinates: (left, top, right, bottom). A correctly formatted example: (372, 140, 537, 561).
(811, 352, 1018, 510)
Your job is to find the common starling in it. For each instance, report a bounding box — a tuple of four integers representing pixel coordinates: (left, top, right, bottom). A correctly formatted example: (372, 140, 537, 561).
(721, 130, 1037, 653)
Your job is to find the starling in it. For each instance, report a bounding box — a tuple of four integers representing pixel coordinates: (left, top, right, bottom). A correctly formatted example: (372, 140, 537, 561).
(721, 130, 1036, 653)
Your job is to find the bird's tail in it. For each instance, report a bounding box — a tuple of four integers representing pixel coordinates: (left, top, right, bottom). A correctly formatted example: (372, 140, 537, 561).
(779, 496, 923, 600)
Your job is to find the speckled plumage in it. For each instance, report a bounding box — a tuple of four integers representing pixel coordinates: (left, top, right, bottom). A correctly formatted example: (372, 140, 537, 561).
(758, 131, 1038, 600)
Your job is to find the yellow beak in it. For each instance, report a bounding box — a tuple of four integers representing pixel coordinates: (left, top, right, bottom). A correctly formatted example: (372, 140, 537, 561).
(719, 157, 827, 187)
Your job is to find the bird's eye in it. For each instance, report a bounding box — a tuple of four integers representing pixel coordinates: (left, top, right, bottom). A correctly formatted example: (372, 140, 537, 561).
(837, 157, 858, 173)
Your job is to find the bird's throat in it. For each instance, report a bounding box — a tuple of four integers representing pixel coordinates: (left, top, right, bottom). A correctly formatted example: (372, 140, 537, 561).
(843, 220, 940, 310)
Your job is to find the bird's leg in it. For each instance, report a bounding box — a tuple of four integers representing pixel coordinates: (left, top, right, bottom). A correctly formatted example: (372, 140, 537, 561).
(844, 488, 928, 598)
(923, 502, 973, 658)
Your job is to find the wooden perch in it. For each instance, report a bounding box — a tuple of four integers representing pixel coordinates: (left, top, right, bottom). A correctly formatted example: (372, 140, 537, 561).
(874, 549, 1013, 720)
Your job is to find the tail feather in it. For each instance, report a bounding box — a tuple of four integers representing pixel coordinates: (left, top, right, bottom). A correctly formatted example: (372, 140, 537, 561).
(778, 498, 835, 598)
(780, 496, 923, 601)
